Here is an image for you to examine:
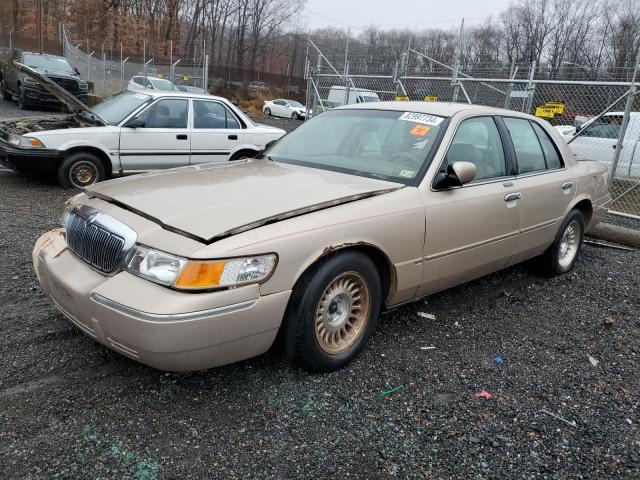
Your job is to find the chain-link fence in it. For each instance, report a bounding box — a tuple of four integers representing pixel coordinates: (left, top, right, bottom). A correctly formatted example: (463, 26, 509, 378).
(305, 42, 640, 222)
(61, 26, 207, 98)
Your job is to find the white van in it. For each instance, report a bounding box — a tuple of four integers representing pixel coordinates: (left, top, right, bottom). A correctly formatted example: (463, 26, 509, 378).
(327, 86, 381, 106)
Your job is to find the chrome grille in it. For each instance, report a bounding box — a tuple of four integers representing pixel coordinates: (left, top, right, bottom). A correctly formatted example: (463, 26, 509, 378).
(49, 76, 79, 93)
(66, 210, 125, 273)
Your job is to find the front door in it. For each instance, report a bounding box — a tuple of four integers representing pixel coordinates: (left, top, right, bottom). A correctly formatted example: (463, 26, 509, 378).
(119, 98, 191, 172)
(418, 116, 522, 296)
(190, 99, 244, 164)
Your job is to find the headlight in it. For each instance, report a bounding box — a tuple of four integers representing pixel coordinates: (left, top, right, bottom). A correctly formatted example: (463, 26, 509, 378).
(78, 81, 88, 91)
(126, 246, 277, 290)
(7, 133, 45, 149)
(61, 194, 85, 227)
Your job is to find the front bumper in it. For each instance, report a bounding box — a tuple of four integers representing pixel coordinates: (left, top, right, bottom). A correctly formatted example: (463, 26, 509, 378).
(33, 230, 291, 371)
(0, 138, 63, 175)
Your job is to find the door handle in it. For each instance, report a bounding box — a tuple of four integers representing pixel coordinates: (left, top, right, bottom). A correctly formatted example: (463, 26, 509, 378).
(504, 192, 522, 202)
(561, 181, 573, 190)
(228, 134, 238, 140)
(613, 144, 621, 149)
(176, 134, 188, 140)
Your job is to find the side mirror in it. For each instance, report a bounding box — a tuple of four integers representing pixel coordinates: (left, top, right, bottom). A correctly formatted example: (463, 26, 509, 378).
(124, 117, 145, 128)
(433, 161, 477, 189)
(74, 67, 81, 76)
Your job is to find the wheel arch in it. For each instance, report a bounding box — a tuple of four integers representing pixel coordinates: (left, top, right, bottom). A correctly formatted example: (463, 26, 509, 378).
(570, 197, 593, 226)
(291, 242, 396, 307)
(62, 146, 114, 178)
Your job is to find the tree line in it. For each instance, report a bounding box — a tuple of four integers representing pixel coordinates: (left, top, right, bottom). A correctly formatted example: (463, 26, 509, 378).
(1, 0, 639, 82)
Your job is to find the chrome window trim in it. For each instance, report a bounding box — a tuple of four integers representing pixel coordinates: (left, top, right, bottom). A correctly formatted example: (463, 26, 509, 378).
(91, 293, 257, 322)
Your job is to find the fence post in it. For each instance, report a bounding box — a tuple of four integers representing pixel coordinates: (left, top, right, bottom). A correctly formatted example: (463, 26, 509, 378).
(203, 54, 209, 92)
(524, 61, 536, 113)
(610, 50, 640, 183)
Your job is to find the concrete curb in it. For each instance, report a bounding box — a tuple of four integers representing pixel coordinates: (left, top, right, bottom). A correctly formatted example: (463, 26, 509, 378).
(587, 223, 640, 249)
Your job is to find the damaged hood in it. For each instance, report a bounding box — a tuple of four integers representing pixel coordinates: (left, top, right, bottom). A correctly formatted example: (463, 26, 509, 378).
(13, 62, 106, 125)
(87, 160, 402, 242)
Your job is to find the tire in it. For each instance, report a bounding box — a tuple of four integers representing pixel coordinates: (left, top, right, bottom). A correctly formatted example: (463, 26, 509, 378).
(283, 251, 382, 372)
(0, 79, 11, 101)
(229, 149, 258, 161)
(16, 86, 29, 110)
(57, 152, 106, 189)
(265, 107, 271, 116)
(541, 209, 585, 277)
(291, 112, 297, 120)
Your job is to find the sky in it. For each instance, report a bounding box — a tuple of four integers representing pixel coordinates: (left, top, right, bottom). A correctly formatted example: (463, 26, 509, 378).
(301, 0, 511, 31)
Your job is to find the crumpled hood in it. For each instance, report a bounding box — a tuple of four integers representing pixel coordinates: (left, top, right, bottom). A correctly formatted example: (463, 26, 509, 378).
(87, 160, 402, 242)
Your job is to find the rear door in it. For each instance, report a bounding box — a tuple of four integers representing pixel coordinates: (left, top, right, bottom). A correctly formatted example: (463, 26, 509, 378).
(500, 116, 575, 263)
(418, 115, 522, 296)
(190, 99, 244, 163)
(119, 97, 191, 171)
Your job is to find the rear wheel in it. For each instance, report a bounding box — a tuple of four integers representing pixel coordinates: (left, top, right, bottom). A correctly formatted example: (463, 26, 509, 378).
(291, 112, 297, 120)
(0, 79, 11, 101)
(264, 107, 271, 116)
(16, 86, 29, 110)
(57, 151, 106, 189)
(229, 149, 258, 161)
(541, 209, 585, 276)
(283, 251, 382, 372)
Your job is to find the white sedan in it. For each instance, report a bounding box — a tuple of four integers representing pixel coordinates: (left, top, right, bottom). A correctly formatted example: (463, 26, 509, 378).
(0, 65, 286, 188)
(263, 99, 307, 119)
(127, 75, 177, 92)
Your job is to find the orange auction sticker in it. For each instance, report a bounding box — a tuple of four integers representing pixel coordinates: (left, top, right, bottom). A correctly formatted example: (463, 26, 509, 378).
(409, 124, 431, 136)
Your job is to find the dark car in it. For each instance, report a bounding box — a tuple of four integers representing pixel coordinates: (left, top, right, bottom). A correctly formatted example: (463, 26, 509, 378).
(0, 50, 89, 109)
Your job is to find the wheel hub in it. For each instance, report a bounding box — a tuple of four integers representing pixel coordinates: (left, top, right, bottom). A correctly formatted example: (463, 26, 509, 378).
(315, 272, 370, 354)
(558, 220, 580, 269)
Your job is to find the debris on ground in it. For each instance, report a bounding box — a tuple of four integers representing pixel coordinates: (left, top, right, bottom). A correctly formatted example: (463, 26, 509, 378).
(417, 312, 436, 320)
(603, 315, 615, 328)
(494, 356, 503, 365)
(589, 355, 600, 367)
(381, 386, 403, 396)
(541, 409, 577, 427)
(474, 391, 493, 400)
(419, 346, 436, 350)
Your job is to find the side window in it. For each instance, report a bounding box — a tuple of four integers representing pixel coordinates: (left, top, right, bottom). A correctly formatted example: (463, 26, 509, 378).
(274, 100, 285, 106)
(446, 116, 506, 181)
(193, 100, 240, 129)
(581, 117, 622, 139)
(138, 99, 188, 129)
(132, 77, 143, 86)
(531, 122, 562, 169)
(143, 78, 153, 88)
(503, 117, 546, 174)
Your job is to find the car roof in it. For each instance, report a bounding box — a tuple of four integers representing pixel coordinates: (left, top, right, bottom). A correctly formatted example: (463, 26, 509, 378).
(336, 101, 533, 118)
(139, 90, 225, 102)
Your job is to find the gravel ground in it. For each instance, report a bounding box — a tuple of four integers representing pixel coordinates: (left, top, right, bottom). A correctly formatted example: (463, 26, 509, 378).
(1, 99, 640, 479)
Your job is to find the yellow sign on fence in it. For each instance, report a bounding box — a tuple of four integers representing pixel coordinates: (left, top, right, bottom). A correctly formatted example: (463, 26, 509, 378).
(545, 102, 565, 114)
(157, 73, 164, 78)
(424, 95, 438, 102)
(535, 106, 556, 118)
(395, 95, 409, 101)
(182, 75, 190, 81)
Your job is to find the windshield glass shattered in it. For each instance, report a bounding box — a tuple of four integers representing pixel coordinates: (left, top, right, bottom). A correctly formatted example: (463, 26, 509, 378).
(91, 91, 151, 125)
(266, 109, 446, 184)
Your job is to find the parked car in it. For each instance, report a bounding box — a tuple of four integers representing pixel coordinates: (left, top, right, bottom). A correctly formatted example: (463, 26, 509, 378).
(555, 111, 640, 177)
(327, 85, 380, 105)
(32, 102, 611, 373)
(128, 75, 177, 92)
(0, 64, 285, 188)
(263, 99, 307, 119)
(0, 50, 89, 109)
(249, 80, 269, 92)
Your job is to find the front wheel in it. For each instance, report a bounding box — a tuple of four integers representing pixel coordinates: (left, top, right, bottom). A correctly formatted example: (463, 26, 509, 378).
(57, 152, 106, 189)
(541, 209, 585, 276)
(264, 107, 271, 116)
(291, 112, 297, 120)
(283, 251, 382, 372)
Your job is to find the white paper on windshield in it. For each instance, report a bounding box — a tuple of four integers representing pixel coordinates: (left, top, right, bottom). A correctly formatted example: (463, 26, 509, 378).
(133, 93, 148, 99)
(398, 112, 444, 126)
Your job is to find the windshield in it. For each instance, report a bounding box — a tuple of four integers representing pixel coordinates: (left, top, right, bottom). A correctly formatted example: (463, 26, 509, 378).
(92, 91, 152, 125)
(288, 100, 303, 107)
(23, 53, 75, 74)
(151, 78, 175, 90)
(266, 109, 446, 183)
